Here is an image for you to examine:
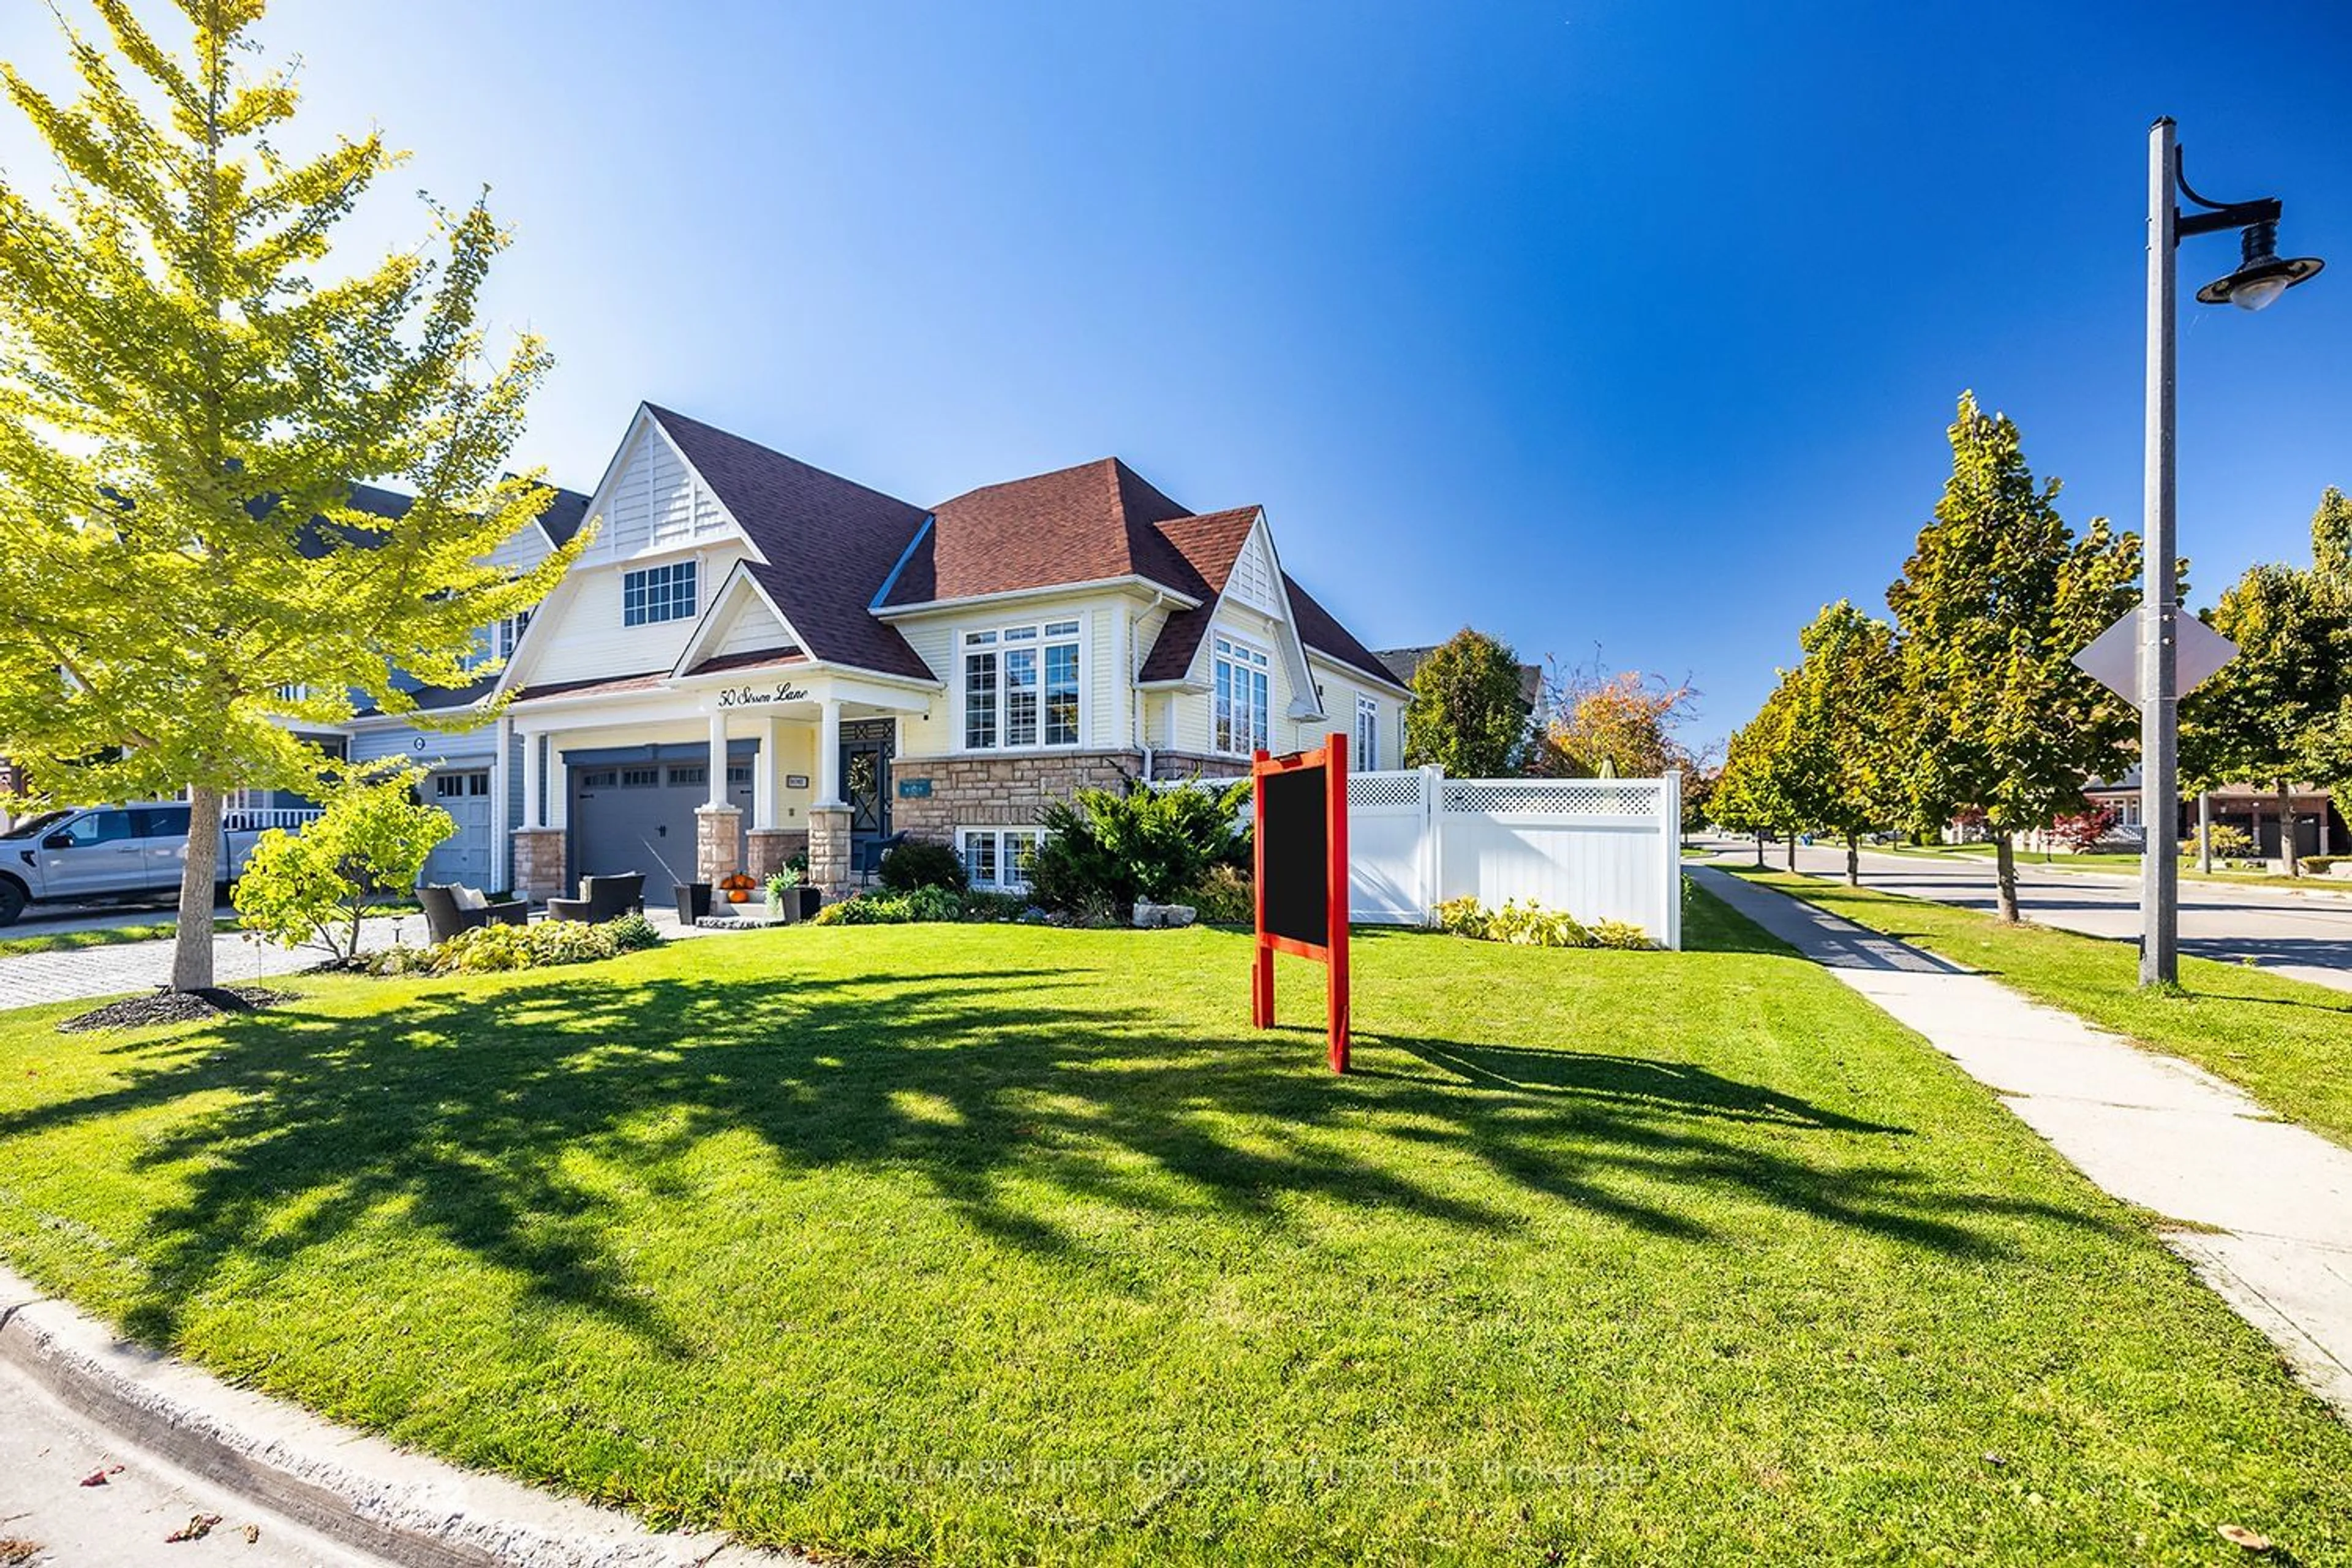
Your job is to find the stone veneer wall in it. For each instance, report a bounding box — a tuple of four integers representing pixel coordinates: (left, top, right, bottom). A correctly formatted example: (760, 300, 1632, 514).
(511, 826, 567, 903)
(1147, 750, 1248, 783)
(695, 805, 743, 887)
(888, 751, 1145, 842)
(745, 827, 809, 882)
(807, 806, 851, 897)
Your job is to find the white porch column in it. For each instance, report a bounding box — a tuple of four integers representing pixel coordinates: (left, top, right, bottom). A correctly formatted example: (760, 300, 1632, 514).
(754, 714, 780, 829)
(548, 736, 569, 829)
(818, 698, 843, 807)
(491, 715, 512, 888)
(521, 729, 543, 829)
(707, 711, 729, 807)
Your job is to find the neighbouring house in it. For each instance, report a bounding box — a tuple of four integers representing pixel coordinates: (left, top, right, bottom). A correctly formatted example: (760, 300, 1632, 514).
(341, 486, 592, 891)
(2079, 767, 2345, 860)
(486, 404, 1409, 900)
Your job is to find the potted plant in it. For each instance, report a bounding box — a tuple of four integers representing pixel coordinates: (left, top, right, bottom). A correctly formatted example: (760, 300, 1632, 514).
(766, 866, 818, 922)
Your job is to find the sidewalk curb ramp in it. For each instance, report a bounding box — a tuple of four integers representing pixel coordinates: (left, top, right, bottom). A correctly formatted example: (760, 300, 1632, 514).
(0, 1260, 793, 1567)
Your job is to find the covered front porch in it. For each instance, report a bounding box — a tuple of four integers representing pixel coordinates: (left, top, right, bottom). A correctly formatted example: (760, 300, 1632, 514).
(507, 663, 932, 903)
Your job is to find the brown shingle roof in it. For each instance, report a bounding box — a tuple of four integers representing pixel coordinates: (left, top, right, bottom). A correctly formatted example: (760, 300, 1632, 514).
(646, 407, 935, 680)
(682, 646, 810, 677)
(1286, 576, 1409, 691)
(510, 669, 671, 705)
(1135, 508, 1261, 682)
(880, 457, 1207, 608)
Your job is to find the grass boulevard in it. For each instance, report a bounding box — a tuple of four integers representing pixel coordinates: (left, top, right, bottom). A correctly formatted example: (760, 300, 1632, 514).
(1725, 864, 2352, 1152)
(1, 892, 2348, 1563)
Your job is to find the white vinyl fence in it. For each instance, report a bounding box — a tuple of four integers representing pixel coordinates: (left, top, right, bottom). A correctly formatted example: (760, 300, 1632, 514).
(1343, 768, 1683, 948)
(1189, 767, 1684, 948)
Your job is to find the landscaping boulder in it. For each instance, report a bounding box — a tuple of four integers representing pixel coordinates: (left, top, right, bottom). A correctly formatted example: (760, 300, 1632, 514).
(1132, 902, 1198, 929)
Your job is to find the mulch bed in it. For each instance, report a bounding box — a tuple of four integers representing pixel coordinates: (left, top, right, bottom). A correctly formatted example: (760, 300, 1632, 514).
(56, 986, 298, 1034)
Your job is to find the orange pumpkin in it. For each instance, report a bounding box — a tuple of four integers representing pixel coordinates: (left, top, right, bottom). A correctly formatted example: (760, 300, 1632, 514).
(727, 889, 749, 903)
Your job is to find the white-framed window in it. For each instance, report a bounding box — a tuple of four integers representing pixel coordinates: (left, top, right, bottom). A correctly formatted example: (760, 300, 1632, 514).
(1354, 695, 1379, 769)
(464, 612, 532, 672)
(622, 560, 696, 627)
(959, 826, 1043, 889)
(1213, 633, 1271, 756)
(963, 619, 1081, 750)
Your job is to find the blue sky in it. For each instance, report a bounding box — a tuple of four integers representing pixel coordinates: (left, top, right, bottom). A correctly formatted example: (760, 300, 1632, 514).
(4, 1, 2348, 745)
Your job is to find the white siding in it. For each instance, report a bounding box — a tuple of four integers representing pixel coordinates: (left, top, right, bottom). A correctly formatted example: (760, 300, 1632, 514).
(1172, 600, 1309, 760)
(596, 423, 737, 559)
(1227, 527, 1279, 615)
(707, 591, 794, 658)
(1305, 657, 1408, 771)
(895, 618, 958, 755)
(888, 589, 1140, 760)
(524, 543, 751, 687)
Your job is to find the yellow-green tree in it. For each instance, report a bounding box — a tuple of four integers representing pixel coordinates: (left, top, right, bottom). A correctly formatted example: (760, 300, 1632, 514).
(0, 0, 580, 989)
(1784, 600, 1902, 885)
(1885, 394, 2140, 921)
(1714, 676, 1811, 870)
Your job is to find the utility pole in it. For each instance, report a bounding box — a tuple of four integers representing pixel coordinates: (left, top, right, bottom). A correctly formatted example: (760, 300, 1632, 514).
(2141, 118, 2180, 987)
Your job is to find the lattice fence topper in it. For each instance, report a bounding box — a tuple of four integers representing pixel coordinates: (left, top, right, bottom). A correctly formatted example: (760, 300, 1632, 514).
(1441, 780, 1657, 816)
(1348, 771, 1426, 809)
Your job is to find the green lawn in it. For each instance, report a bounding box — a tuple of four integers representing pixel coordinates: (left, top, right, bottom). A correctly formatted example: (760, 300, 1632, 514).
(1, 899, 2348, 1564)
(1728, 866, 2352, 1151)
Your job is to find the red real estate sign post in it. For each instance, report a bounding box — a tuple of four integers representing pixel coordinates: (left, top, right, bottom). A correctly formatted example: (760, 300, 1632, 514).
(1250, 731, 1351, 1073)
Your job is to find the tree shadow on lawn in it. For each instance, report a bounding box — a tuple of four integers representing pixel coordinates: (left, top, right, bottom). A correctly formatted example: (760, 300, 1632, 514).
(2, 953, 2118, 1352)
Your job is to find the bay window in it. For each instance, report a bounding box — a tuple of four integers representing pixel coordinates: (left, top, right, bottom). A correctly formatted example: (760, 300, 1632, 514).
(1214, 634, 1270, 755)
(963, 620, 1081, 749)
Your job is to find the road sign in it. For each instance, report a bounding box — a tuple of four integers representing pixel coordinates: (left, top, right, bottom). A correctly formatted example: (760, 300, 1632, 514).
(2072, 609, 2237, 704)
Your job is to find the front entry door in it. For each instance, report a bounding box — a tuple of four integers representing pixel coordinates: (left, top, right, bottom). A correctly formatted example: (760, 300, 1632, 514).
(840, 720, 895, 853)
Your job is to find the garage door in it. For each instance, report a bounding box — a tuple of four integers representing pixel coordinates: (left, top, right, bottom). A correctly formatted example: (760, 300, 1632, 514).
(423, 770, 493, 889)
(570, 757, 753, 890)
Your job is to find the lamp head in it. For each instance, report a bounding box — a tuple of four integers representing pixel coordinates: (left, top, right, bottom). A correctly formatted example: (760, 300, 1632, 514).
(2196, 218, 2325, 311)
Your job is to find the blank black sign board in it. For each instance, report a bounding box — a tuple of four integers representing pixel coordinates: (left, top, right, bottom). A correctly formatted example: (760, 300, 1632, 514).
(1259, 763, 1329, 948)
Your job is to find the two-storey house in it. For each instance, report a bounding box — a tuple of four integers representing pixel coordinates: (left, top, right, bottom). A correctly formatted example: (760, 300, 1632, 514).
(489, 404, 1408, 900)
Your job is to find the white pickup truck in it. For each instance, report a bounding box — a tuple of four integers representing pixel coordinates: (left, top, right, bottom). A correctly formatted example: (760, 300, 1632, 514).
(0, 804, 272, 925)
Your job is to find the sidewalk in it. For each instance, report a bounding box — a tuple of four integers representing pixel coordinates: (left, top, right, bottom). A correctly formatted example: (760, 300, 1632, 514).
(1691, 865, 2352, 1420)
(0, 908, 723, 1011)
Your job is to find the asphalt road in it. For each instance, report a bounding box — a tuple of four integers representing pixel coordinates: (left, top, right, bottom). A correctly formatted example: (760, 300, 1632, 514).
(1705, 839, 2352, 994)
(0, 1359, 378, 1567)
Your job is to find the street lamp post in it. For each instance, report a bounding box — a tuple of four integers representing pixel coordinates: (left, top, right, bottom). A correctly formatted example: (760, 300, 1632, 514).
(2139, 118, 2323, 987)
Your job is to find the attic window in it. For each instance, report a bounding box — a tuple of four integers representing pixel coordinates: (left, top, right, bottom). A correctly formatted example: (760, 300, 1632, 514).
(622, 560, 697, 627)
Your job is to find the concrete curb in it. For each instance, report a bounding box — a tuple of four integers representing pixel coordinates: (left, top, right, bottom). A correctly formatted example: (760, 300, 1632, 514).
(0, 1261, 791, 1568)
